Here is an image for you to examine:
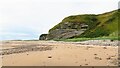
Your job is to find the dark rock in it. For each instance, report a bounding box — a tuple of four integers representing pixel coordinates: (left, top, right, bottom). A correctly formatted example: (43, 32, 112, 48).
(48, 56, 52, 58)
(39, 34, 48, 40)
(47, 29, 85, 40)
(85, 64, 88, 65)
(94, 57, 102, 60)
(94, 54, 97, 55)
(106, 57, 111, 60)
(46, 21, 89, 40)
(103, 47, 107, 49)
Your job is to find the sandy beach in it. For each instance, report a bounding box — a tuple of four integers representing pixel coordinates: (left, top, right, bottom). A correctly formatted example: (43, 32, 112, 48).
(0, 40, 118, 66)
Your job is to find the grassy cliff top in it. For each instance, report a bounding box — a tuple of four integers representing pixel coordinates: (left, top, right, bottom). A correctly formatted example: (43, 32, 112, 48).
(49, 9, 119, 38)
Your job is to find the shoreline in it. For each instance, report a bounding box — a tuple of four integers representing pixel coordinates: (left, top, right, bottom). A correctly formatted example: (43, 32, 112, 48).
(1, 40, 118, 66)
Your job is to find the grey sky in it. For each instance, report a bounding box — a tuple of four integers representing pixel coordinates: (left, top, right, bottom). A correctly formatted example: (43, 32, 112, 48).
(0, 0, 119, 40)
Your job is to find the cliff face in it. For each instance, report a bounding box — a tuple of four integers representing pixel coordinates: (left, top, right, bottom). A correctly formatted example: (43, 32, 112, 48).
(39, 9, 119, 40)
(47, 29, 84, 40)
(47, 15, 98, 40)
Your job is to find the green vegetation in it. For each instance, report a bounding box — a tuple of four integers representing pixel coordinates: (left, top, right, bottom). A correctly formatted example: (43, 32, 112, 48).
(48, 9, 119, 41)
(57, 36, 119, 42)
(49, 15, 98, 32)
(75, 10, 118, 38)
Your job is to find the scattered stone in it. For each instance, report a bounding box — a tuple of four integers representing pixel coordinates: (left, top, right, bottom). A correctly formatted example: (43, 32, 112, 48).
(110, 58, 118, 65)
(110, 40, 114, 42)
(106, 57, 111, 60)
(48, 56, 52, 58)
(75, 40, 119, 46)
(1, 45, 53, 55)
(103, 47, 107, 49)
(94, 54, 97, 55)
(94, 57, 102, 60)
(118, 58, 120, 60)
(85, 64, 88, 65)
(110, 55, 116, 58)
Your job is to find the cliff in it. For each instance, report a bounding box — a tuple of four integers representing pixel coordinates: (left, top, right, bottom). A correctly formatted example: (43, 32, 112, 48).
(39, 9, 119, 40)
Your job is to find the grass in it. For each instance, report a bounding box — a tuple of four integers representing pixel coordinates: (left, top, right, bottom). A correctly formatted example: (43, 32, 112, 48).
(56, 36, 119, 42)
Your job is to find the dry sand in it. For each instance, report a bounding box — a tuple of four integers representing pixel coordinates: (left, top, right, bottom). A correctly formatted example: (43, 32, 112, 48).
(0, 40, 118, 66)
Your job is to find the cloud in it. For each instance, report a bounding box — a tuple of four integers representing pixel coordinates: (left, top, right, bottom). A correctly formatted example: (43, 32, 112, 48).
(0, 0, 119, 40)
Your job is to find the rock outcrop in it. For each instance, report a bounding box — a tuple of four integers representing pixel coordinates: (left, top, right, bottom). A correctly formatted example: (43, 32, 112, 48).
(39, 34, 48, 40)
(39, 9, 119, 40)
(47, 29, 85, 40)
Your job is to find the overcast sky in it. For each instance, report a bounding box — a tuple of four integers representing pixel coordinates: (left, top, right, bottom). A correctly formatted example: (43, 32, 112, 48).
(0, 0, 119, 40)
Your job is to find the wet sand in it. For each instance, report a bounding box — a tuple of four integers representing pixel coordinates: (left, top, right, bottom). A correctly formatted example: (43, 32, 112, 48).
(0, 40, 118, 66)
